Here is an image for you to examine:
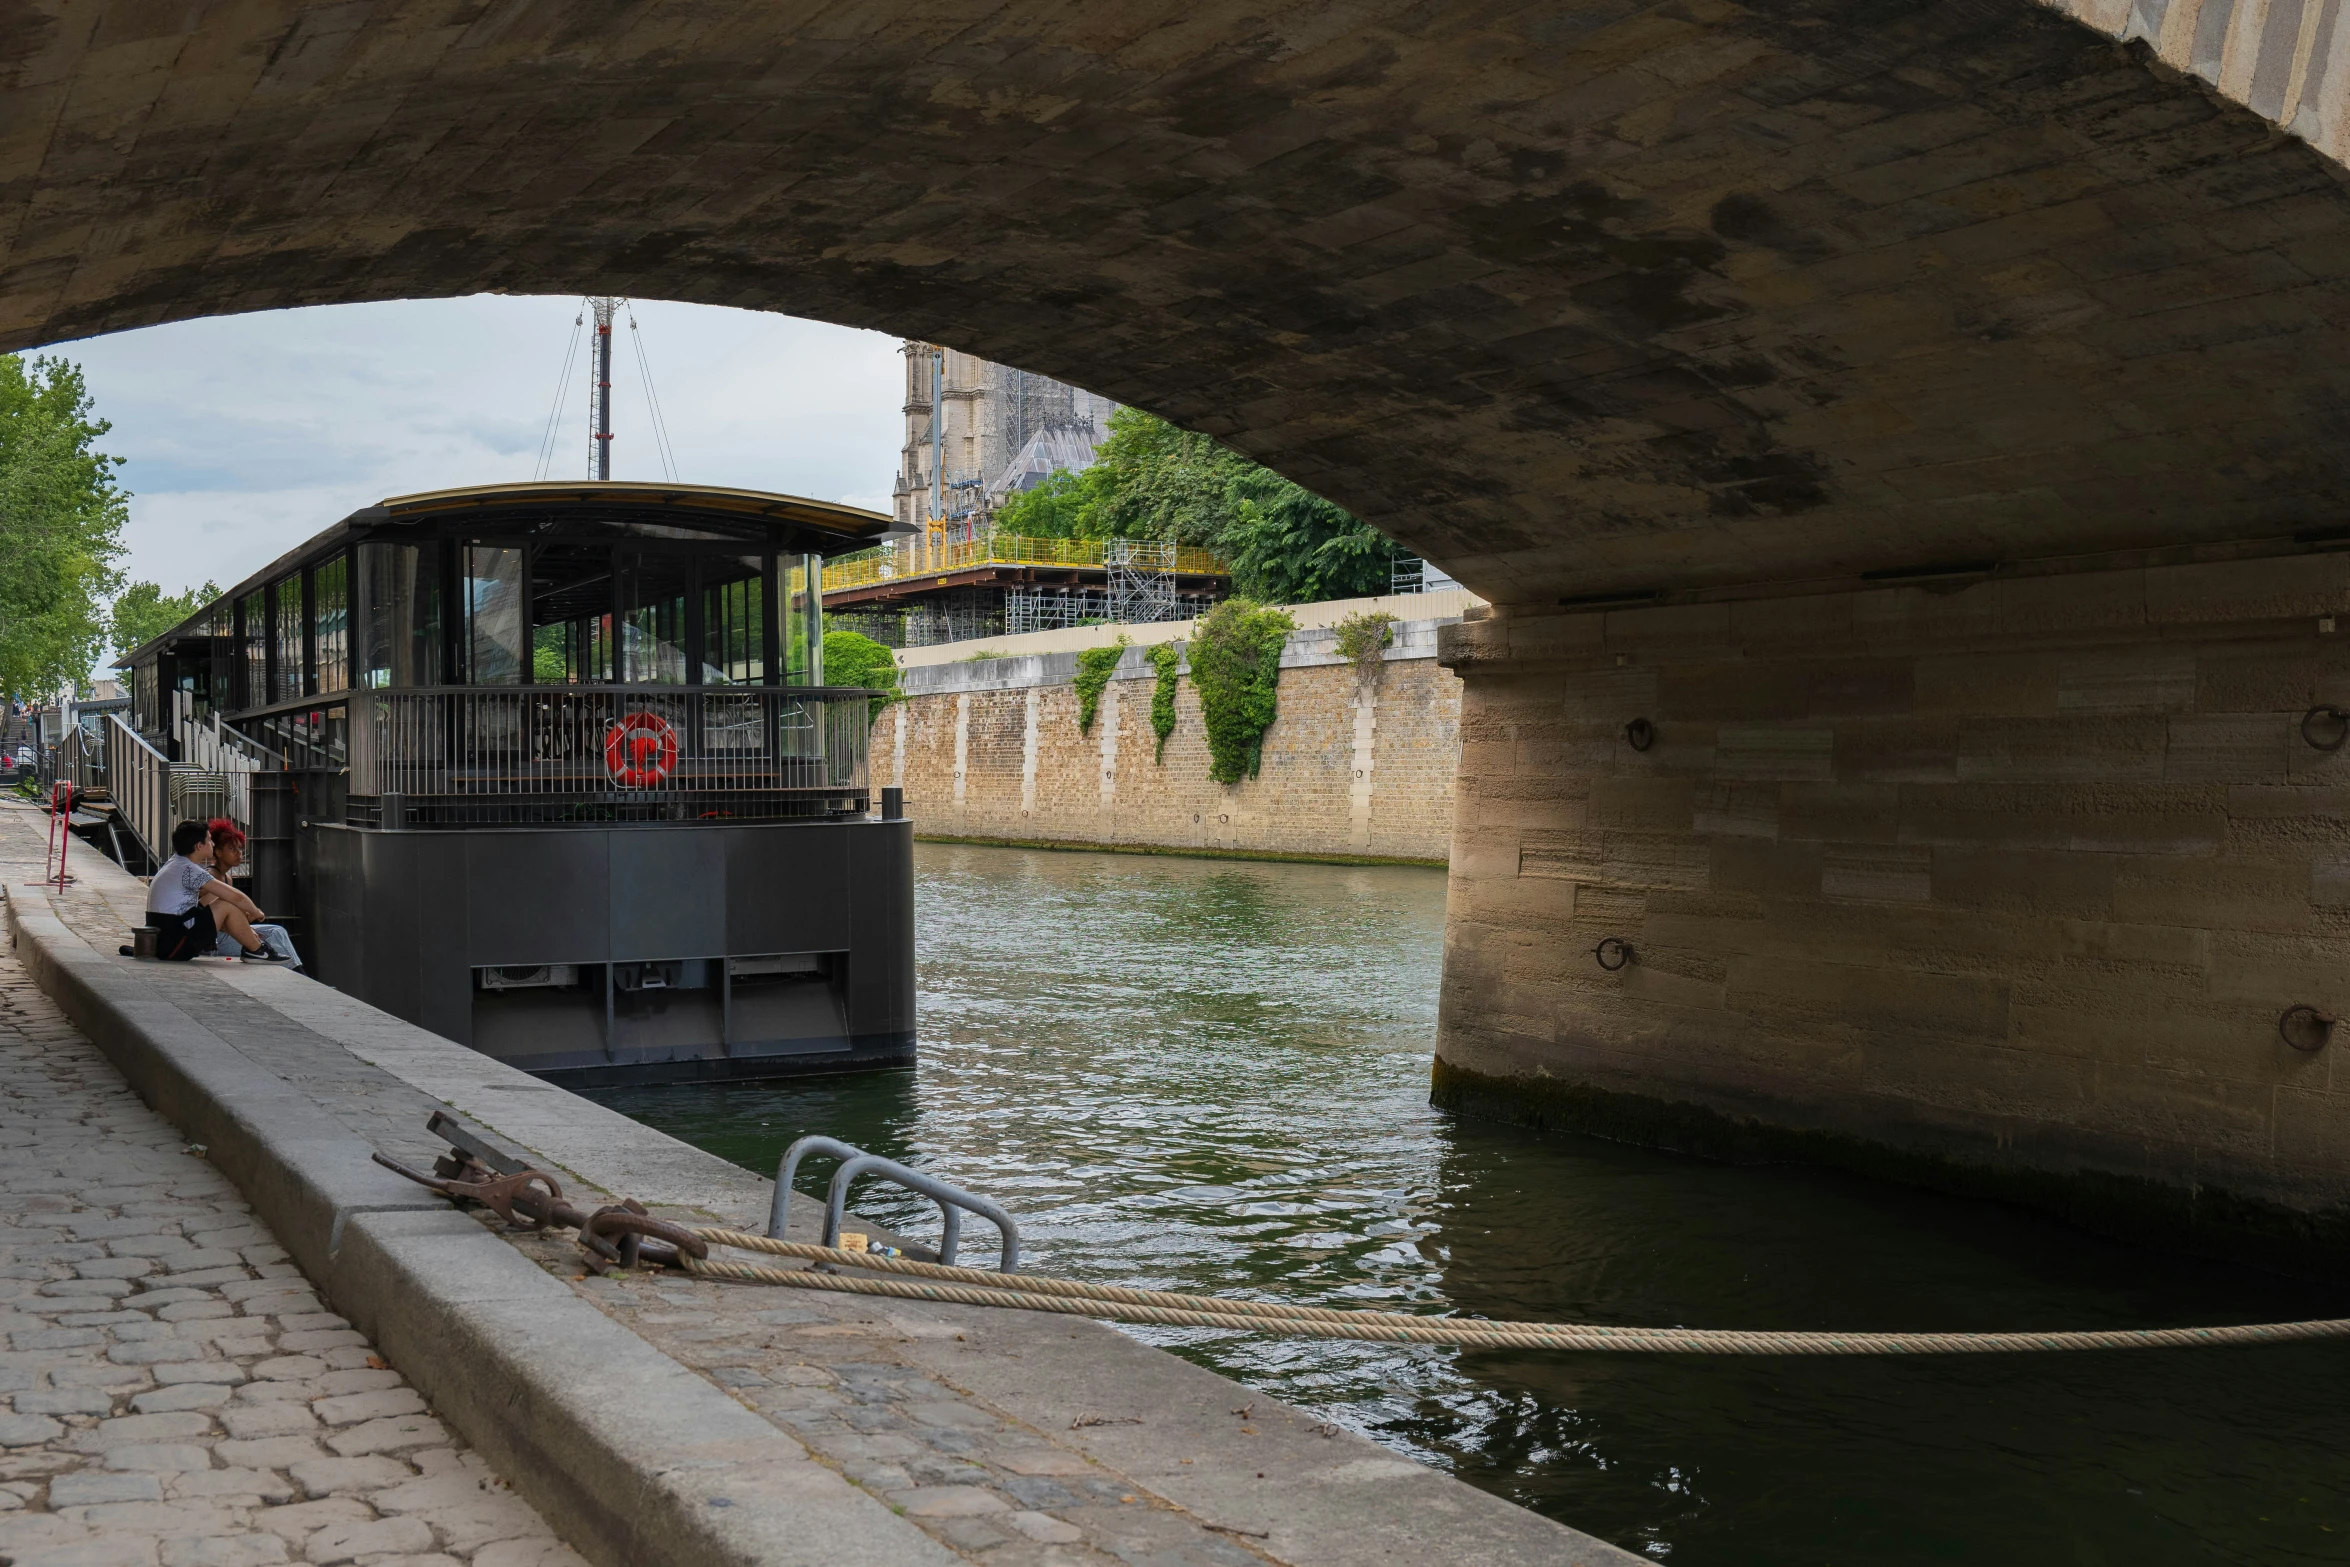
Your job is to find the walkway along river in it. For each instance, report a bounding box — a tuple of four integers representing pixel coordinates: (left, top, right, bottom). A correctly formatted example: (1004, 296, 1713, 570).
(596, 843, 2350, 1565)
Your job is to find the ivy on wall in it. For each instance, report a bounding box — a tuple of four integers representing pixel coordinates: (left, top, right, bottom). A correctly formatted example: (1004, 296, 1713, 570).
(1074, 636, 1127, 733)
(1189, 598, 1295, 784)
(1147, 642, 1182, 762)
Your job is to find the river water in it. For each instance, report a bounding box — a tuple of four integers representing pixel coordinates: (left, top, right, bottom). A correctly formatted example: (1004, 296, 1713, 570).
(596, 842, 2350, 1564)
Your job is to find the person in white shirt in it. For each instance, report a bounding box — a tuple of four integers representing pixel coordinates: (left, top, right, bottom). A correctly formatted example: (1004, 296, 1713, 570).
(141, 819, 270, 962)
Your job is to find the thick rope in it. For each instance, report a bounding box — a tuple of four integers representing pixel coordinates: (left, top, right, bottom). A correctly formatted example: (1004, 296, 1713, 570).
(684, 1230, 2350, 1356)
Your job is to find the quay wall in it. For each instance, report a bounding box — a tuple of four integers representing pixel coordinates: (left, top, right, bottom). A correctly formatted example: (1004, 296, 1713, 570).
(876, 611, 1466, 863)
(1434, 557, 2350, 1269)
(0, 803, 1622, 1567)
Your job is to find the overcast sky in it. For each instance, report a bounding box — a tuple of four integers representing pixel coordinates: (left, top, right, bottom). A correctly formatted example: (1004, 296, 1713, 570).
(49, 295, 906, 601)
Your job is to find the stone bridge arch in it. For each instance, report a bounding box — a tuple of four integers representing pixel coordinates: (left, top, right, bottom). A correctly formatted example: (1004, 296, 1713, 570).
(11, 0, 2350, 1262)
(6, 0, 2350, 598)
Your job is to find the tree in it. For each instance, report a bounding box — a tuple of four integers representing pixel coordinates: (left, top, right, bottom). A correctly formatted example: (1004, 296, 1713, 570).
(989, 407, 1401, 604)
(111, 579, 221, 660)
(822, 628, 902, 719)
(0, 356, 128, 695)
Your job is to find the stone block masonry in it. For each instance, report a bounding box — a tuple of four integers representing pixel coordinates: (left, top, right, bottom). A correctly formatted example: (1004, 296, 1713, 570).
(879, 617, 1462, 864)
(1436, 551, 2350, 1271)
(0, 948, 586, 1567)
(0, 802, 1623, 1566)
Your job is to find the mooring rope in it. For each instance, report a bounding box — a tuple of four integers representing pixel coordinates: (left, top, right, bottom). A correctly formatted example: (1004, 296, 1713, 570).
(684, 1229, 2350, 1355)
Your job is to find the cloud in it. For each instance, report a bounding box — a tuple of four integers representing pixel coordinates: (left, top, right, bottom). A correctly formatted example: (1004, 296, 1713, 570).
(49, 295, 905, 596)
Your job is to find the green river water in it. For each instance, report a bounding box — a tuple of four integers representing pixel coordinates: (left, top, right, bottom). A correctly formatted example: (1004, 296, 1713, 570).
(595, 841, 2350, 1565)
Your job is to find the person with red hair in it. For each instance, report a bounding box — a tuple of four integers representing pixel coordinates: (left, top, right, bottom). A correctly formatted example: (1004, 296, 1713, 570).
(199, 819, 301, 967)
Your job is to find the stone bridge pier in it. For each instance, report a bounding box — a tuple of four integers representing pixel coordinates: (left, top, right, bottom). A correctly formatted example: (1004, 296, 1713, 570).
(1435, 559, 2350, 1266)
(10, 0, 2350, 1261)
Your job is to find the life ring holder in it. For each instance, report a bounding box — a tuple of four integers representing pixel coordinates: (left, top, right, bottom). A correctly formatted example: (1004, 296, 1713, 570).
(604, 711, 681, 789)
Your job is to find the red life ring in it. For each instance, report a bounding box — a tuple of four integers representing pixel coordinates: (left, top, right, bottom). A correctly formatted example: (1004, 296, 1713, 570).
(604, 711, 679, 788)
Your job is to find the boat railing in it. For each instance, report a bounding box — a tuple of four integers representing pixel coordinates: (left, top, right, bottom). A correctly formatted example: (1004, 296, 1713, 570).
(343, 684, 873, 824)
(104, 715, 172, 869)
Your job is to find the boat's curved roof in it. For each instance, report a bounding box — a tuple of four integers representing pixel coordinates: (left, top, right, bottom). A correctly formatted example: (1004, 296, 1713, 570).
(122, 481, 902, 668)
(361, 480, 894, 539)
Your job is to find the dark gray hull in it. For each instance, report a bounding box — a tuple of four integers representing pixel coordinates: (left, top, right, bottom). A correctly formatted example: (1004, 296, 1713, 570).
(296, 817, 915, 1085)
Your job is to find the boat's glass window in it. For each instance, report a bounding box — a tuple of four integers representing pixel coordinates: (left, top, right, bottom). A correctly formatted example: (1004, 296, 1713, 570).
(271, 579, 304, 703)
(617, 550, 691, 685)
(529, 540, 612, 684)
(779, 554, 824, 686)
(312, 555, 349, 694)
(132, 659, 160, 736)
(239, 590, 265, 709)
(463, 546, 524, 685)
(701, 555, 765, 685)
(357, 542, 443, 689)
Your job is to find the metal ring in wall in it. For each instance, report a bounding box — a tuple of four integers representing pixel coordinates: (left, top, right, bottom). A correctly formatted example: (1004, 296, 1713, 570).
(2280, 1004, 2337, 1052)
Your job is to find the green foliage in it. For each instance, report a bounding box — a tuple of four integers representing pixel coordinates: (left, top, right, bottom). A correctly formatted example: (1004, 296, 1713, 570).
(1073, 635, 1127, 734)
(0, 356, 127, 692)
(1332, 610, 1396, 678)
(111, 578, 220, 660)
(989, 470, 1090, 537)
(1188, 598, 1293, 784)
(822, 628, 902, 719)
(992, 408, 1401, 604)
(1147, 642, 1181, 763)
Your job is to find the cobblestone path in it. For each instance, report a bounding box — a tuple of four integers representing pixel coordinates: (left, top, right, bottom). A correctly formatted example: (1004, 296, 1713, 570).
(0, 951, 585, 1567)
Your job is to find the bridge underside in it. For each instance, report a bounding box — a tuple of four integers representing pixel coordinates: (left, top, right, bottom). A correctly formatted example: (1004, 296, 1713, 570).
(9, 0, 2350, 1256)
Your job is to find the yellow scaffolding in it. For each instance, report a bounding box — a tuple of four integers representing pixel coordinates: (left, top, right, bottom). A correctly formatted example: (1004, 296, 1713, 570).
(823, 532, 1228, 594)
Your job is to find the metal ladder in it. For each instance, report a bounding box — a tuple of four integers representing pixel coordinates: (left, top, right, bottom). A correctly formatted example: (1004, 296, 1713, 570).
(767, 1136, 1021, 1273)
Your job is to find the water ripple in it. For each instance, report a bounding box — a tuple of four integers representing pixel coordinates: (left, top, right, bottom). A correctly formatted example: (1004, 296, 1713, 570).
(598, 843, 2350, 1566)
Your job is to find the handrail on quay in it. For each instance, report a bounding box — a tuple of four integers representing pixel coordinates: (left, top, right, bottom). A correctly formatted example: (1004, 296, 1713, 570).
(769, 1135, 1022, 1273)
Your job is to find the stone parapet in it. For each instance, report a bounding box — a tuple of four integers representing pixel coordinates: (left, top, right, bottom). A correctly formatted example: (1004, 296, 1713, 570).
(1435, 553, 2350, 1269)
(881, 617, 1463, 863)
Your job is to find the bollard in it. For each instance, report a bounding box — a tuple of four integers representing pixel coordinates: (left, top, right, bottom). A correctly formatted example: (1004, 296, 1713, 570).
(45, 781, 73, 889)
(881, 785, 904, 820)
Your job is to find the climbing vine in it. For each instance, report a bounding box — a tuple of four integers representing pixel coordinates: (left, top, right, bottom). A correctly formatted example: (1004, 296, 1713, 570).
(1147, 642, 1182, 762)
(1189, 598, 1294, 784)
(1074, 636, 1128, 733)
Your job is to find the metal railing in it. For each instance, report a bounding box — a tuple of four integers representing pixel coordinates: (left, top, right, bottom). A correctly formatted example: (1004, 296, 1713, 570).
(346, 685, 872, 824)
(172, 694, 284, 841)
(104, 715, 171, 869)
(823, 530, 1228, 594)
(769, 1136, 1022, 1271)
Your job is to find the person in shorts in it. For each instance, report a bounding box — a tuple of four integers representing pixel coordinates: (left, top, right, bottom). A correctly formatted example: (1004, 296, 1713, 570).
(143, 820, 224, 960)
(199, 820, 300, 967)
(141, 820, 273, 962)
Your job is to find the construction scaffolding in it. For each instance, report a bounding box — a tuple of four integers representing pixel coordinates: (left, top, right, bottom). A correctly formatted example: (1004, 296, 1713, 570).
(1004, 589, 1113, 635)
(1106, 539, 1182, 624)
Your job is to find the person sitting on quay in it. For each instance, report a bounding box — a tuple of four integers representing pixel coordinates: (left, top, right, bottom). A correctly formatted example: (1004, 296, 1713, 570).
(134, 819, 291, 964)
(199, 819, 301, 969)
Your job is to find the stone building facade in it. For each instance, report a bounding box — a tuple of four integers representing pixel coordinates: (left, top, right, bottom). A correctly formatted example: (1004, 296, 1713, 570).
(894, 343, 1121, 533)
(876, 617, 1462, 863)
